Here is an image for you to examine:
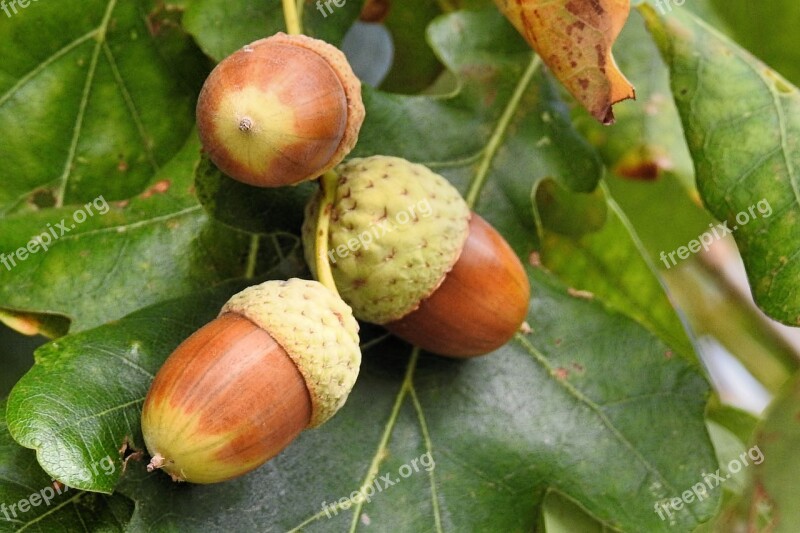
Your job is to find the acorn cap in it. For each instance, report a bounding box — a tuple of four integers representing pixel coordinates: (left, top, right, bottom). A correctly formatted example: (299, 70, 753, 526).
(266, 33, 365, 175)
(220, 278, 360, 427)
(302, 156, 471, 324)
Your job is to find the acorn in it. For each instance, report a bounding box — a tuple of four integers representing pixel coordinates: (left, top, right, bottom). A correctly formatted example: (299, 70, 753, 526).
(141, 279, 360, 484)
(302, 156, 530, 357)
(196, 33, 365, 187)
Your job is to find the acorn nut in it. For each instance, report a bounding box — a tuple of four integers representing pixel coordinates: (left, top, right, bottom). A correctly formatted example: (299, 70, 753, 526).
(302, 156, 530, 357)
(196, 33, 365, 187)
(141, 279, 360, 484)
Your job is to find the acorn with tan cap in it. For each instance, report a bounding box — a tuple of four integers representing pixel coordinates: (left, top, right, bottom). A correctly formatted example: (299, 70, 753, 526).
(141, 279, 360, 484)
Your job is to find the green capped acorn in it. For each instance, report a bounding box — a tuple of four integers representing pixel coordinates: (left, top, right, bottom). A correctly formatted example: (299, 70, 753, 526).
(196, 33, 365, 187)
(141, 279, 360, 484)
(302, 156, 530, 357)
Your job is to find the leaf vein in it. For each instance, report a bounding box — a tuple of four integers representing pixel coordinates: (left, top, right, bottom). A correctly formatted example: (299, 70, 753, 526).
(513, 333, 703, 520)
(101, 43, 159, 172)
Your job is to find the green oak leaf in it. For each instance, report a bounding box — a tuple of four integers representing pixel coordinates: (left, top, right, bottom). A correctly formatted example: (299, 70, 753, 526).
(0, 134, 290, 332)
(379, 0, 445, 94)
(0, 399, 134, 531)
(642, 6, 800, 326)
(0, 0, 204, 215)
(183, 0, 362, 62)
(194, 154, 316, 235)
(5, 267, 717, 532)
(709, 0, 800, 86)
(532, 180, 696, 361)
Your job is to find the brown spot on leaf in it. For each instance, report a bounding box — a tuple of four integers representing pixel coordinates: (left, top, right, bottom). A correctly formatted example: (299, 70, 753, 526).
(141, 179, 171, 198)
(615, 146, 672, 181)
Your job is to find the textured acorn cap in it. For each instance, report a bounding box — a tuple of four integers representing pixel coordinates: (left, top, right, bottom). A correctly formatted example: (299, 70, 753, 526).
(302, 156, 471, 324)
(220, 279, 360, 427)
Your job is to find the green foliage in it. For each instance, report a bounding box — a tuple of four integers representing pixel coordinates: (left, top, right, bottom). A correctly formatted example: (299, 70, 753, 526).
(1, 1, 798, 532)
(644, 5, 800, 326)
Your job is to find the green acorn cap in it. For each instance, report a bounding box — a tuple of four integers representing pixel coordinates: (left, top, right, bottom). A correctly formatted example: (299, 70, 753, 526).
(302, 156, 471, 324)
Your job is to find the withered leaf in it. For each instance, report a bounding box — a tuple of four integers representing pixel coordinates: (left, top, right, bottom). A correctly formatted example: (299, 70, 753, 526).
(494, 0, 636, 124)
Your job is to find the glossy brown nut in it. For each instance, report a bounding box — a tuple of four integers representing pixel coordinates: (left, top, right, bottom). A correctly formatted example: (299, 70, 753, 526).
(386, 214, 530, 357)
(141, 313, 311, 483)
(196, 33, 365, 187)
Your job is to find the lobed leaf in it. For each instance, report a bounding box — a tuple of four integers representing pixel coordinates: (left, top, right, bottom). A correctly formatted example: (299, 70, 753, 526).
(0, 0, 203, 215)
(0, 134, 273, 332)
(643, 6, 800, 325)
(0, 399, 134, 532)
(533, 180, 696, 361)
(183, 0, 362, 62)
(5, 268, 717, 532)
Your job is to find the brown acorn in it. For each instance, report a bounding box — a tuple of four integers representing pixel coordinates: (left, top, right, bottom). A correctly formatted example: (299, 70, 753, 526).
(384, 213, 530, 356)
(302, 156, 530, 357)
(196, 33, 365, 187)
(141, 279, 360, 484)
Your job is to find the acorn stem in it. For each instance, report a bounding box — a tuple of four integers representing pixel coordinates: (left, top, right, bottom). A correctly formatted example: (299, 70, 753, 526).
(147, 453, 165, 472)
(281, 0, 302, 35)
(315, 170, 340, 296)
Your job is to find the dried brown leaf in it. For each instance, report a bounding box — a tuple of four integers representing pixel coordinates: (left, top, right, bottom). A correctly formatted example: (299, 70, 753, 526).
(494, 0, 636, 123)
